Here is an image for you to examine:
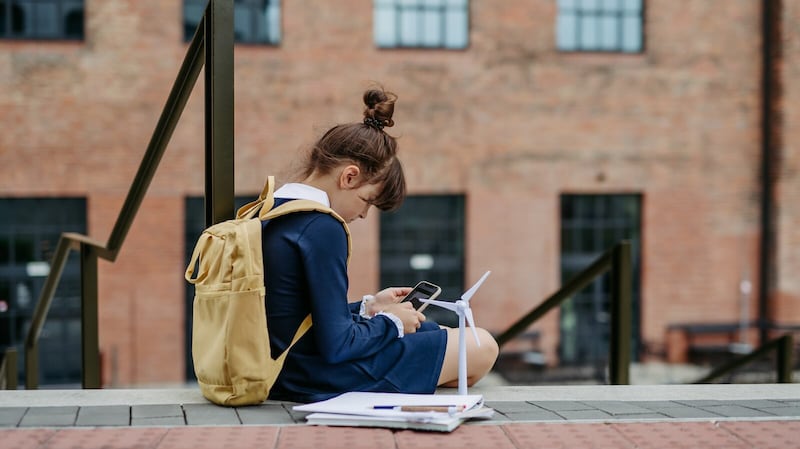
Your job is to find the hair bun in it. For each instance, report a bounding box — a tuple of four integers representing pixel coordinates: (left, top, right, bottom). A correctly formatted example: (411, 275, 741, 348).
(363, 87, 397, 129)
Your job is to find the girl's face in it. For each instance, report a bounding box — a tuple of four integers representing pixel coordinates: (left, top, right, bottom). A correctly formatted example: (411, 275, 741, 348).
(330, 165, 382, 223)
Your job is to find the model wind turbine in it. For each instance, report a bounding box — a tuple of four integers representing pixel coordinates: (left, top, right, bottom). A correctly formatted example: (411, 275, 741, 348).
(420, 270, 491, 395)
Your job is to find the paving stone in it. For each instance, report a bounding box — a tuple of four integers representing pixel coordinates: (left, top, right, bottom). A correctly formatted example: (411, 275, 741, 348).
(674, 400, 725, 407)
(614, 421, 750, 448)
(0, 428, 58, 447)
(529, 401, 596, 412)
(581, 401, 654, 415)
(727, 399, 787, 408)
(720, 420, 800, 449)
(607, 413, 670, 421)
(630, 401, 687, 409)
(279, 425, 393, 449)
(485, 401, 540, 414)
(237, 404, 295, 425)
(505, 422, 635, 448)
(395, 425, 518, 449)
(132, 404, 183, 419)
(159, 426, 280, 449)
(759, 406, 800, 417)
(657, 406, 725, 419)
(75, 405, 130, 426)
(0, 407, 27, 427)
(556, 410, 613, 420)
(502, 410, 563, 421)
(699, 405, 778, 418)
(131, 416, 187, 427)
(182, 404, 240, 426)
(45, 427, 167, 448)
(285, 406, 312, 424)
(18, 406, 78, 427)
(482, 412, 513, 423)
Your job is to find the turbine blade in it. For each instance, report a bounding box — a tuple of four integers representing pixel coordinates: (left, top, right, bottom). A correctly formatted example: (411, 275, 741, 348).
(420, 298, 459, 313)
(464, 308, 481, 347)
(462, 270, 491, 302)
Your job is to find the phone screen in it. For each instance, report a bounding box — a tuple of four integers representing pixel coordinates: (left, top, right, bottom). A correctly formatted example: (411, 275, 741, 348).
(402, 282, 440, 310)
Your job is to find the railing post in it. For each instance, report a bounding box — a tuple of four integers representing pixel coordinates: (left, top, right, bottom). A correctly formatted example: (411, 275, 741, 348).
(81, 243, 101, 388)
(609, 241, 632, 384)
(1, 348, 17, 389)
(25, 343, 37, 389)
(204, 0, 235, 226)
(777, 334, 793, 383)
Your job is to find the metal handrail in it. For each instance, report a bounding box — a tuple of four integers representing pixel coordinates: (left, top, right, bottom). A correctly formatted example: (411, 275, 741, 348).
(495, 240, 633, 384)
(693, 334, 794, 384)
(0, 0, 234, 389)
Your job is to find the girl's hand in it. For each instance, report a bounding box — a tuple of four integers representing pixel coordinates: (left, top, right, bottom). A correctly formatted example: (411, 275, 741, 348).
(366, 287, 412, 316)
(381, 301, 426, 334)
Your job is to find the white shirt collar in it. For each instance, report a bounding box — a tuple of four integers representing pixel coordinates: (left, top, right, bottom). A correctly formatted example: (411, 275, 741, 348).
(273, 183, 330, 207)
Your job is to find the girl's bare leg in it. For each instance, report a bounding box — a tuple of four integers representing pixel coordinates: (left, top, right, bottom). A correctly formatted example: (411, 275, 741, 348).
(437, 327, 499, 387)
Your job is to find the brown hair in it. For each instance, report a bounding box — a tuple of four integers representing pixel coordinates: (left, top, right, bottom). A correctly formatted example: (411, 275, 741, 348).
(302, 87, 406, 211)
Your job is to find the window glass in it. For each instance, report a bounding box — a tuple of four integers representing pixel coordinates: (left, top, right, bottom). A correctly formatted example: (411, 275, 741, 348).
(444, 8, 467, 48)
(374, 3, 396, 47)
(0, 237, 9, 265)
(0, 0, 83, 40)
(374, 0, 468, 49)
(184, 0, 281, 45)
(263, 1, 280, 43)
(622, 15, 642, 52)
(556, 0, 642, 53)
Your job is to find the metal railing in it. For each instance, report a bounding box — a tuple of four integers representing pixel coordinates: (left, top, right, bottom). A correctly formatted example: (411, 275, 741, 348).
(495, 240, 633, 385)
(693, 334, 794, 384)
(0, 0, 235, 389)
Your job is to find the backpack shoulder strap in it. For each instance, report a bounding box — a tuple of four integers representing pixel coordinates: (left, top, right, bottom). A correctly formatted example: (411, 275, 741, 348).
(262, 199, 352, 265)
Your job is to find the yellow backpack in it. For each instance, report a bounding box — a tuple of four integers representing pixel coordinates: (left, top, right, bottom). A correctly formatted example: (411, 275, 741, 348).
(185, 176, 350, 406)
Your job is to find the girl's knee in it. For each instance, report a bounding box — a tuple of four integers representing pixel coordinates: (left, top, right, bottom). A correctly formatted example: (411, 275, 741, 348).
(474, 328, 499, 369)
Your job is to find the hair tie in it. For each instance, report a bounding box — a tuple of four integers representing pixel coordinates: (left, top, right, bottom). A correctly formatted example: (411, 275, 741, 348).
(363, 117, 385, 130)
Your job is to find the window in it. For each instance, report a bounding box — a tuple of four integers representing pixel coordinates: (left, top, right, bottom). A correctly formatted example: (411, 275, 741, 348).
(556, 0, 643, 53)
(0, 0, 84, 40)
(559, 194, 641, 373)
(380, 195, 465, 326)
(374, 0, 469, 49)
(0, 198, 86, 386)
(184, 0, 281, 45)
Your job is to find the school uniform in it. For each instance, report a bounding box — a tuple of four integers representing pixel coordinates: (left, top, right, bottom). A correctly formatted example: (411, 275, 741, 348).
(262, 184, 447, 403)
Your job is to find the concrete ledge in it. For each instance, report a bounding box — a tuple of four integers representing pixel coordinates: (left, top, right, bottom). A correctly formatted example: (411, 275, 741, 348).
(1, 384, 799, 408)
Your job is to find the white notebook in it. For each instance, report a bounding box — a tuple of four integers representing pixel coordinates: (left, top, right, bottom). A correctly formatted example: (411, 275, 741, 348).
(293, 392, 493, 432)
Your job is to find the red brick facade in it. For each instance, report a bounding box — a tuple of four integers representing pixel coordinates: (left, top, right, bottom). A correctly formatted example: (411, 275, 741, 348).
(1, 0, 797, 385)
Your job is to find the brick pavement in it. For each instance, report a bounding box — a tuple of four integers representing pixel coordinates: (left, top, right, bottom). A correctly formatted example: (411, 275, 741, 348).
(1, 384, 799, 449)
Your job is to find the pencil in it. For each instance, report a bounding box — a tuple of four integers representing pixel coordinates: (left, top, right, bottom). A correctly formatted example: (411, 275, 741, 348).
(371, 405, 466, 413)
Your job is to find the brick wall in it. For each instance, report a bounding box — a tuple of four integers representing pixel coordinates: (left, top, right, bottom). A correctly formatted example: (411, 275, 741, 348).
(776, 1, 800, 321)
(0, 0, 795, 385)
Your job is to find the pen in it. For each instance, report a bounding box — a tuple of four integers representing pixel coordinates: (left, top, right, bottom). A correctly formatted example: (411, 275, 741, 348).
(373, 405, 466, 413)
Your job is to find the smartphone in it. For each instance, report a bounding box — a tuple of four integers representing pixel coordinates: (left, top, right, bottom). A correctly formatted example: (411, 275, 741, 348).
(401, 281, 442, 312)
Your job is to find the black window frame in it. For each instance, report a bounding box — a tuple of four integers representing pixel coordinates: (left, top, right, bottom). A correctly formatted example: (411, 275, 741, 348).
(379, 194, 466, 327)
(374, 0, 469, 50)
(0, 0, 84, 41)
(556, 0, 644, 53)
(559, 193, 642, 374)
(0, 197, 87, 387)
